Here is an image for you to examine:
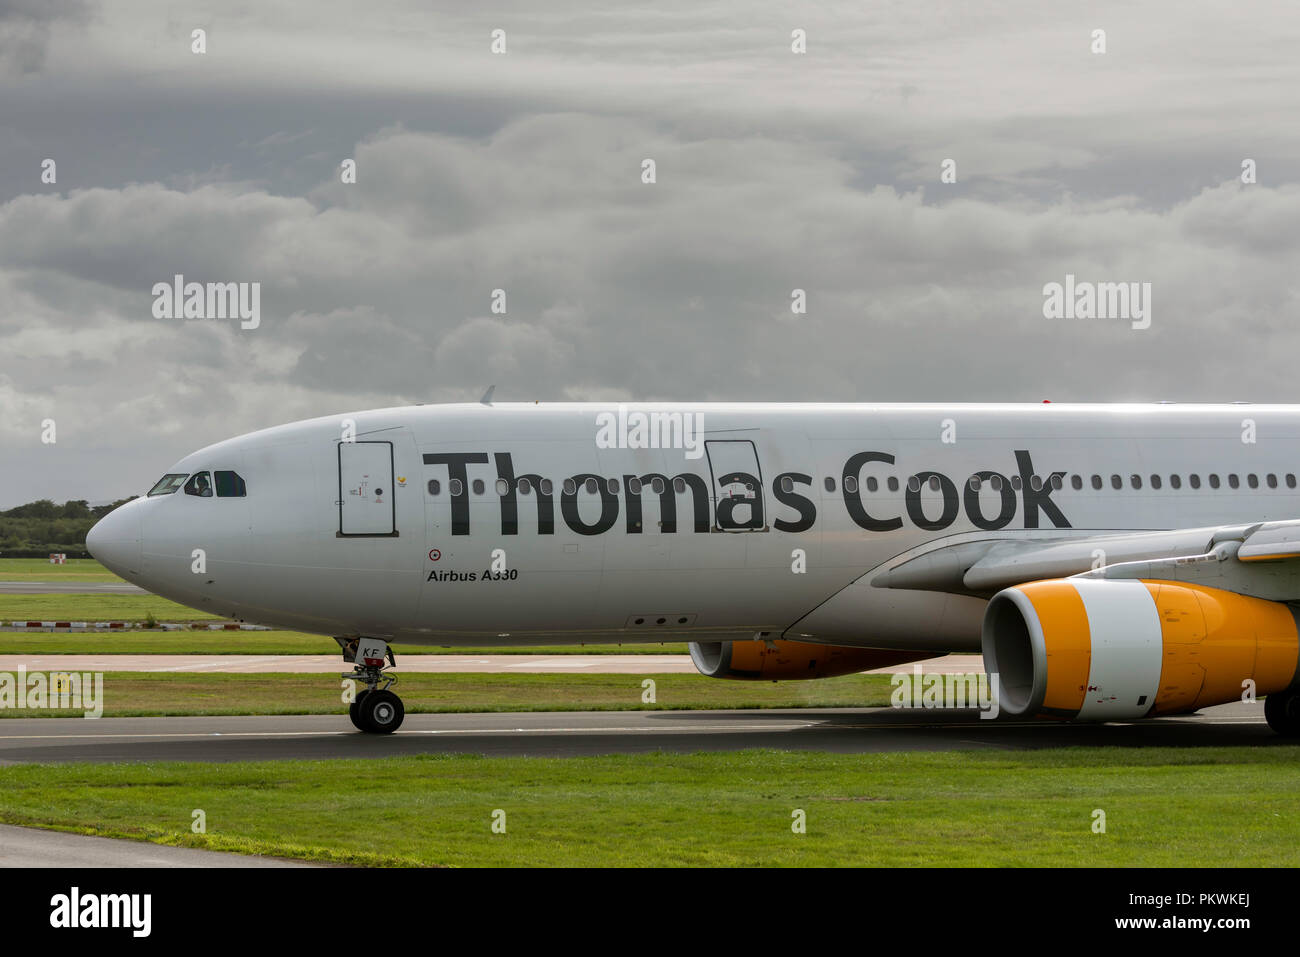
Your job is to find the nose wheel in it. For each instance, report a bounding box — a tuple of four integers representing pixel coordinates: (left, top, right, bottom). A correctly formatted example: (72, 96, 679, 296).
(337, 636, 405, 734)
(349, 688, 405, 734)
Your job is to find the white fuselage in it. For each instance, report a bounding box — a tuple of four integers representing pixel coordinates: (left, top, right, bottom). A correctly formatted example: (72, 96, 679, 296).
(86, 403, 1300, 650)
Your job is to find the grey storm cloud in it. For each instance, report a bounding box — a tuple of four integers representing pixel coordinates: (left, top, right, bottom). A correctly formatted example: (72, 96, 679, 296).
(3, 0, 1300, 506)
(0, 0, 91, 75)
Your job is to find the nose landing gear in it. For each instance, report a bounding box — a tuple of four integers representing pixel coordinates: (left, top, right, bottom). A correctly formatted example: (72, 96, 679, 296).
(337, 636, 405, 734)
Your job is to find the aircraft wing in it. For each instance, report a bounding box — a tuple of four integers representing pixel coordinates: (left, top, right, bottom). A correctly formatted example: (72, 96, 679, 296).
(871, 520, 1300, 602)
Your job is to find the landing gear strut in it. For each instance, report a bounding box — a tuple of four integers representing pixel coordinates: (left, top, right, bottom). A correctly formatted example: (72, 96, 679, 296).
(1265, 688, 1300, 737)
(336, 637, 405, 734)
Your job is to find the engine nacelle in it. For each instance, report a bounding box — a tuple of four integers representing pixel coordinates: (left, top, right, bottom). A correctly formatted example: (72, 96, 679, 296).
(983, 578, 1300, 720)
(688, 639, 935, 680)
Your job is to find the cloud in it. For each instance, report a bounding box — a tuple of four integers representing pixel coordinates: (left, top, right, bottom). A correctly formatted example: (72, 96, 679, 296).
(3, 2, 1300, 505)
(0, 0, 91, 75)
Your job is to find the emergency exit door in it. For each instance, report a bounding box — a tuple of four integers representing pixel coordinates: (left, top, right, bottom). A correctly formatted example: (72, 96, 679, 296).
(338, 441, 398, 536)
(704, 439, 766, 531)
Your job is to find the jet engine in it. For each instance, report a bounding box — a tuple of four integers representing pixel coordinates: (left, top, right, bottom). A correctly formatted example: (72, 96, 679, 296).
(982, 578, 1300, 722)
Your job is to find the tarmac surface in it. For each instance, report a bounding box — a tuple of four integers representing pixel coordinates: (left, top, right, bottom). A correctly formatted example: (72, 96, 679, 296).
(0, 824, 312, 867)
(0, 701, 1279, 764)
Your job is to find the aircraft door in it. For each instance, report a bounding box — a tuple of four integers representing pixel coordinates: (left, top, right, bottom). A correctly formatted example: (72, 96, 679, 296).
(705, 439, 766, 531)
(338, 440, 398, 536)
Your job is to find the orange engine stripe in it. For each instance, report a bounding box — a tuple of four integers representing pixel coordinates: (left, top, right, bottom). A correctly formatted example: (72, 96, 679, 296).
(1195, 587, 1298, 707)
(1143, 581, 1207, 715)
(1142, 582, 1300, 715)
(1026, 580, 1091, 714)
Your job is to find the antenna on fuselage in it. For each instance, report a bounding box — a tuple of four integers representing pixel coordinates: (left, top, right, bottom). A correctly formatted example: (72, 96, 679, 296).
(480, 384, 496, 406)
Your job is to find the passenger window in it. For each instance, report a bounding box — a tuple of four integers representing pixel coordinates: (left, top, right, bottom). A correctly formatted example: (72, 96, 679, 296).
(214, 471, 247, 497)
(1091, 475, 1102, 490)
(540, 479, 554, 496)
(651, 477, 665, 495)
(1267, 474, 1278, 489)
(1110, 474, 1121, 490)
(673, 477, 686, 494)
(907, 476, 920, 493)
(969, 476, 982, 491)
(990, 475, 1002, 492)
(495, 479, 509, 496)
(1209, 474, 1220, 489)
(1070, 474, 1082, 490)
(1247, 474, 1259, 489)
(1189, 474, 1201, 489)
(449, 478, 463, 496)
(1149, 474, 1161, 490)
(1288, 474, 1297, 489)
(564, 478, 577, 495)
(427, 479, 441, 495)
(866, 476, 878, 492)
(844, 476, 858, 493)
(626, 477, 640, 495)
(183, 472, 213, 497)
(472, 479, 485, 495)
(824, 477, 836, 493)
(584, 478, 598, 494)
(608, 478, 620, 495)
(1170, 474, 1181, 489)
(887, 477, 899, 492)
(148, 473, 188, 497)
(1011, 475, 1022, 491)
(1051, 475, 1063, 490)
(1228, 474, 1240, 489)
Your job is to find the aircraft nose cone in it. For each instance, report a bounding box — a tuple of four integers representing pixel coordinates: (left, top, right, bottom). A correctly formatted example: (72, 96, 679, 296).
(86, 501, 143, 578)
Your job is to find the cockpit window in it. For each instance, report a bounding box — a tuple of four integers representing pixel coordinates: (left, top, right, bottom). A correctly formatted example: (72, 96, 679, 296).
(184, 472, 213, 497)
(148, 473, 189, 496)
(214, 470, 247, 497)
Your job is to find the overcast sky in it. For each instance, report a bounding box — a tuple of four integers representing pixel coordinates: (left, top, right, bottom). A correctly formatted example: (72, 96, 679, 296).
(3, 1, 1300, 506)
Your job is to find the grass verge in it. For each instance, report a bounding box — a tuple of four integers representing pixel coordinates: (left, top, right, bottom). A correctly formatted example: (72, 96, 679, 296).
(0, 558, 122, 582)
(0, 747, 1295, 866)
(0, 594, 215, 622)
(0, 629, 690, 656)
(0, 671, 894, 717)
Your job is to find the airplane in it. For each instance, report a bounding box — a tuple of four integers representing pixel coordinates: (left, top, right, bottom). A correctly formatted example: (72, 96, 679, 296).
(85, 401, 1300, 737)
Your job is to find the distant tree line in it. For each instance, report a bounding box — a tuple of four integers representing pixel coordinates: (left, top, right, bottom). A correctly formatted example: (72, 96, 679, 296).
(0, 498, 136, 557)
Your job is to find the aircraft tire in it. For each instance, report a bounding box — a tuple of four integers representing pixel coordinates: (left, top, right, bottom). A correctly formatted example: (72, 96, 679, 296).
(1265, 689, 1300, 737)
(358, 689, 404, 734)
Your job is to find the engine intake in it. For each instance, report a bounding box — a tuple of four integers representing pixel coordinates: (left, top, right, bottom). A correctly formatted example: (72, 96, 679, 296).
(983, 578, 1300, 720)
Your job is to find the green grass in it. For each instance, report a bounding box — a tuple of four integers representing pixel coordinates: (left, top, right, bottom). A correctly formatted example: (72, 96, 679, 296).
(0, 630, 342, 654)
(0, 594, 217, 623)
(0, 558, 122, 583)
(0, 629, 690, 656)
(0, 582, 691, 657)
(0, 672, 893, 717)
(1, 747, 1296, 866)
